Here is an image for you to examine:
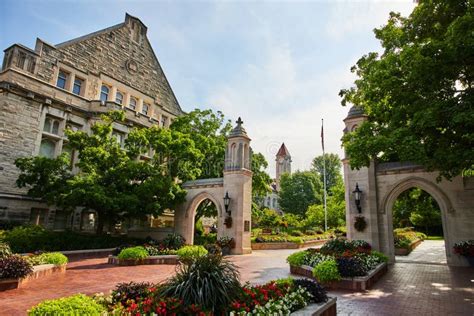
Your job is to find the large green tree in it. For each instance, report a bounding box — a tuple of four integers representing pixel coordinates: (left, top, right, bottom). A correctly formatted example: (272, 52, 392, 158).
(251, 152, 272, 198)
(278, 171, 322, 216)
(16, 111, 203, 233)
(340, 0, 474, 179)
(311, 153, 342, 193)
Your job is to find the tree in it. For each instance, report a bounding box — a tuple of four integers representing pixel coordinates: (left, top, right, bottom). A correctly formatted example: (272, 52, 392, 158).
(340, 0, 474, 180)
(311, 153, 342, 193)
(305, 178, 346, 229)
(251, 152, 272, 198)
(393, 188, 442, 234)
(16, 111, 203, 234)
(170, 109, 232, 179)
(278, 171, 322, 216)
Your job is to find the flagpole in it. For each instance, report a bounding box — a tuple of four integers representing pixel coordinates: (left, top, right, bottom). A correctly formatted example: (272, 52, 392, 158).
(322, 119, 327, 232)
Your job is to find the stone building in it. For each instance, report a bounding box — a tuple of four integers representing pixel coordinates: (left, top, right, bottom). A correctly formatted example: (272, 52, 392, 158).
(261, 143, 292, 213)
(0, 14, 183, 231)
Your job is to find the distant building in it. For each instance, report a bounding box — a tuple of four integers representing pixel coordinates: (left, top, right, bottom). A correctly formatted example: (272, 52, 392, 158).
(261, 143, 292, 213)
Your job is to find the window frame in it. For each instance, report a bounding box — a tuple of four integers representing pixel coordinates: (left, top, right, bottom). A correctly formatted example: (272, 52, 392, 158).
(72, 77, 84, 96)
(56, 70, 68, 90)
(129, 97, 137, 110)
(100, 85, 110, 102)
(142, 103, 149, 116)
(115, 91, 124, 105)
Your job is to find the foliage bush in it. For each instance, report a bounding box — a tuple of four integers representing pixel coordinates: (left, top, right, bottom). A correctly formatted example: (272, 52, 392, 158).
(0, 255, 33, 279)
(204, 243, 222, 255)
(117, 246, 149, 260)
(312, 259, 341, 284)
(111, 281, 152, 305)
(1, 225, 144, 253)
(216, 236, 235, 249)
(286, 250, 308, 266)
(336, 256, 367, 277)
(0, 242, 12, 259)
(290, 230, 304, 237)
(194, 233, 217, 245)
(351, 240, 372, 253)
(293, 278, 328, 303)
(176, 245, 208, 262)
(28, 294, 105, 315)
(320, 238, 354, 255)
(143, 245, 177, 256)
(27, 252, 68, 265)
(394, 229, 425, 249)
(370, 250, 389, 263)
(160, 254, 241, 313)
(161, 233, 185, 250)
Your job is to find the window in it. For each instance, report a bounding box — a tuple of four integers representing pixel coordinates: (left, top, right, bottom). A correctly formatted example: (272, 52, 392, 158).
(39, 138, 56, 158)
(16, 52, 26, 69)
(53, 210, 68, 230)
(142, 103, 149, 116)
(112, 131, 125, 147)
(72, 78, 83, 95)
(161, 115, 168, 127)
(27, 57, 36, 73)
(115, 92, 124, 105)
(100, 85, 109, 102)
(56, 71, 68, 89)
(129, 97, 137, 110)
(43, 117, 60, 135)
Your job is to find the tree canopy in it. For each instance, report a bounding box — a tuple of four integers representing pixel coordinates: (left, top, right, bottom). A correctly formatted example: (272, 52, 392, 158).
(251, 152, 272, 198)
(311, 153, 342, 193)
(340, 0, 474, 179)
(278, 171, 322, 216)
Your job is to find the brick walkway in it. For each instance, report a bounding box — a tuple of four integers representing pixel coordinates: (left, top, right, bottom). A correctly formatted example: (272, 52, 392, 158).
(396, 239, 447, 265)
(1, 242, 472, 315)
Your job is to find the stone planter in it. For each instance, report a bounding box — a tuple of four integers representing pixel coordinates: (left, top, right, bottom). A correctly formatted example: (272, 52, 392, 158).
(290, 263, 388, 291)
(291, 297, 337, 316)
(395, 239, 422, 256)
(0, 264, 67, 291)
(108, 255, 179, 266)
(251, 239, 328, 250)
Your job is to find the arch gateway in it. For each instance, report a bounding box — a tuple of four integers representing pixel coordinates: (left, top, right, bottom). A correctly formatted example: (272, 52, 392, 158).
(342, 107, 474, 266)
(174, 118, 253, 255)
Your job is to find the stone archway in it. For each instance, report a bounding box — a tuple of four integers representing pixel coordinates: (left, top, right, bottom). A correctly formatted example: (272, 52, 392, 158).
(342, 107, 474, 266)
(380, 176, 453, 264)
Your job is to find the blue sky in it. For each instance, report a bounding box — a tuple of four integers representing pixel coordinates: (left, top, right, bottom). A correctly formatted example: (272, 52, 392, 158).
(0, 0, 416, 177)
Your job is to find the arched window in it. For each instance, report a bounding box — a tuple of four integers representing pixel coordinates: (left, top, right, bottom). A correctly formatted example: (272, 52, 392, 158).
(129, 97, 137, 110)
(115, 92, 123, 105)
(39, 138, 56, 158)
(100, 85, 109, 102)
(142, 103, 149, 116)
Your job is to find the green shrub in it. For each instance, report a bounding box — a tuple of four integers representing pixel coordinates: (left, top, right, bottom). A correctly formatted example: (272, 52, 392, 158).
(162, 233, 185, 250)
(160, 254, 240, 313)
(312, 259, 341, 284)
(118, 246, 149, 260)
(37, 252, 69, 265)
(290, 230, 304, 237)
(3, 225, 144, 253)
(177, 245, 208, 262)
(28, 294, 105, 315)
(194, 233, 217, 245)
(0, 255, 33, 279)
(286, 251, 308, 266)
(320, 238, 354, 255)
(0, 242, 12, 259)
(371, 251, 389, 263)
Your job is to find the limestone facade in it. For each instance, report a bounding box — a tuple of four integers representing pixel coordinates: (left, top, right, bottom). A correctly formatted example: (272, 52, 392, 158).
(0, 13, 182, 229)
(343, 107, 474, 266)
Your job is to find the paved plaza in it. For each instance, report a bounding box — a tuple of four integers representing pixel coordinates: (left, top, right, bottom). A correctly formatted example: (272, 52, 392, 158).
(0, 241, 472, 315)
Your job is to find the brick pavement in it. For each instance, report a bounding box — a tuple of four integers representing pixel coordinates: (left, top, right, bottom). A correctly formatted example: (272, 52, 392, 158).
(1, 241, 472, 315)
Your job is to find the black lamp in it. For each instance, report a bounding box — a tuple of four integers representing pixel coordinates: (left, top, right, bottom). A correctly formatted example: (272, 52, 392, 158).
(353, 183, 362, 213)
(224, 191, 231, 216)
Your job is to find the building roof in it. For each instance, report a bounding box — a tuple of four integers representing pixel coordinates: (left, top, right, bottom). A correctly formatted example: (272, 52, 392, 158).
(346, 106, 365, 119)
(276, 143, 291, 157)
(229, 117, 249, 138)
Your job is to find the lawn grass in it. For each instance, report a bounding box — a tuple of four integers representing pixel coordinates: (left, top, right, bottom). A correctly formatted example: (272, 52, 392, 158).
(425, 236, 444, 240)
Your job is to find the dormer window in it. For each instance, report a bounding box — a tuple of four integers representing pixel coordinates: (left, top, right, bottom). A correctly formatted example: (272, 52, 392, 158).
(100, 85, 109, 102)
(116, 92, 124, 105)
(129, 97, 137, 110)
(142, 103, 149, 116)
(72, 78, 83, 96)
(56, 71, 68, 89)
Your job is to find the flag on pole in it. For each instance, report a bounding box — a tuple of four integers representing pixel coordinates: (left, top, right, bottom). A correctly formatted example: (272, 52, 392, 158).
(321, 121, 325, 151)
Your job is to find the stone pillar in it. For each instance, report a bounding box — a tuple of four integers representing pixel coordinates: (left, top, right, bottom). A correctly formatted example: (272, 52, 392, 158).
(222, 117, 252, 254)
(343, 107, 383, 255)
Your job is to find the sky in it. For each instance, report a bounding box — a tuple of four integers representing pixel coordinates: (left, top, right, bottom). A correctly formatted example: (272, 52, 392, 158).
(0, 0, 416, 177)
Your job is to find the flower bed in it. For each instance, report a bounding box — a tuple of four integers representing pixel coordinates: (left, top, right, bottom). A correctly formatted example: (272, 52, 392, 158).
(252, 239, 329, 250)
(108, 255, 179, 266)
(287, 238, 389, 291)
(394, 228, 426, 255)
(0, 263, 67, 291)
(29, 254, 336, 315)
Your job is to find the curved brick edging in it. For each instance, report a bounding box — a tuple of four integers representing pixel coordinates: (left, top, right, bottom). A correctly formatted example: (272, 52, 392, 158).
(291, 297, 337, 316)
(290, 263, 388, 291)
(395, 239, 423, 256)
(108, 255, 179, 266)
(251, 239, 328, 250)
(0, 264, 67, 291)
